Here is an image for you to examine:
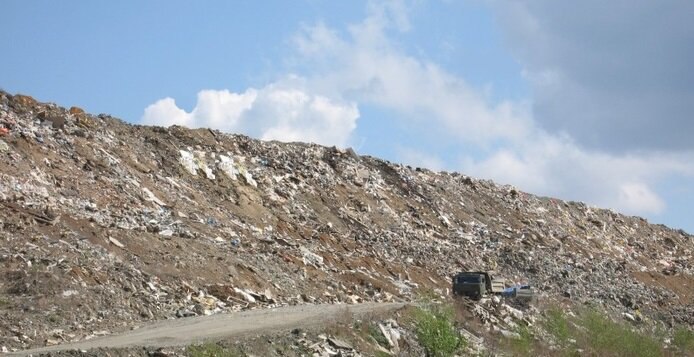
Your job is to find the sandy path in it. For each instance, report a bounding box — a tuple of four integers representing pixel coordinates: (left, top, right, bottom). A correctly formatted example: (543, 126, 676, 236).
(9, 303, 406, 356)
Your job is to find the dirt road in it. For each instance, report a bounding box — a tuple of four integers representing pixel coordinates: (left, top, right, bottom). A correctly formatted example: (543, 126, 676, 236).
(8, 303, 406, 356)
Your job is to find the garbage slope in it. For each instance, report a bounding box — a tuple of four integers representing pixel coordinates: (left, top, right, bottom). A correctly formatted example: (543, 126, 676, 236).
(0, 91, 691, 351)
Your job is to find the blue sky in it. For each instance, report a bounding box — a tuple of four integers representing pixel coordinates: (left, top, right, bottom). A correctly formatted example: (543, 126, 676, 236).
(3, 1, 693, 233)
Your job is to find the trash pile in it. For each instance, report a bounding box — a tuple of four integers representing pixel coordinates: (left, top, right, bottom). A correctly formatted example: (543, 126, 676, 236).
(298, 334, 362, 357)
(0, 91, 691, 352)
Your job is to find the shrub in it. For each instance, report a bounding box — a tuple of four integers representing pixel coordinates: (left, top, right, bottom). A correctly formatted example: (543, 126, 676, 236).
(368, 324, 391, 348)
(413, 304, 465, 357)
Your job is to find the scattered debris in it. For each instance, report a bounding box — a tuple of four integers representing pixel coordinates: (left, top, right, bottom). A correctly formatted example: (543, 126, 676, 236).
(0, 91, 691, 352)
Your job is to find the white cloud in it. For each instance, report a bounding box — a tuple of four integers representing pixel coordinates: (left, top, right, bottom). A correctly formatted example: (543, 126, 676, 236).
(618, 183, 665, 215)
(143, 89, 256, 129)
(141, 0, 694, 219)
(293, 12, 533, 147)
(142, 97, 191, 127)
(289, 1, 694, 217)
(142, 81, 358, 147)
(461, 132, 694, 215)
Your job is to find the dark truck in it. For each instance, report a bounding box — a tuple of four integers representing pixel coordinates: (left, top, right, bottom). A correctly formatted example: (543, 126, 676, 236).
(452, 271, 535, 302)
(451, 271, 505, 300)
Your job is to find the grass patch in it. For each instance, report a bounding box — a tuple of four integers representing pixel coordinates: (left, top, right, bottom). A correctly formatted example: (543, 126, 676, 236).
(539, 307, 583, 356)
(504, 324, 535, 357)
(186, 342, 242, 357)
(579, 309, 662, 357)
(0, 296, 11, 307)
(413, 304, 465, 357)
(673, 326, 694, 355)
(544, 307, 571, 347)
(415, 287, 442, 303)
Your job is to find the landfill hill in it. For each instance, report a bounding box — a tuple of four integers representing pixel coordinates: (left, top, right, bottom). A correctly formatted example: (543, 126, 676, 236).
(0, 90, 692, 351)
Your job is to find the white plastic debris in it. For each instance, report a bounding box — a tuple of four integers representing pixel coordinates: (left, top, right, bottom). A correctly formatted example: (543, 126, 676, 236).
(179, 150, 198, 175)
(236, 165, 257, 187)
(218, 155, 239, 180)
(62, 290, 79, 297)
(194, 151, 216, 180)
(108, 237, 125, 248)
(234, 288, 256, 303)
(141, 187, 167, 207)
(301, 247, 324, 267)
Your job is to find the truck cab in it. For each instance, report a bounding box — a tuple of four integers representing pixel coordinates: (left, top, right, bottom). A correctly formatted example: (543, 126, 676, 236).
(452, 271, 506, 300)
(452, 272, 488, 300)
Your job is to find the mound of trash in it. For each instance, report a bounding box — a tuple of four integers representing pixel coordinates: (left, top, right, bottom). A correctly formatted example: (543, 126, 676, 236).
(0, 91, 691, 351)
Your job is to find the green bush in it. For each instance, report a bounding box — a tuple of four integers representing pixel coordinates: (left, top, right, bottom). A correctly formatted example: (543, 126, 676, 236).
(413, 305, 465, 357)
(187, 342, 241, 357)
(368, 323, 391, 348)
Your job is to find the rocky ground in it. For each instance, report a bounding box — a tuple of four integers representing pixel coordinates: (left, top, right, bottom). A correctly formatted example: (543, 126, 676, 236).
(0, 91, 692, 355)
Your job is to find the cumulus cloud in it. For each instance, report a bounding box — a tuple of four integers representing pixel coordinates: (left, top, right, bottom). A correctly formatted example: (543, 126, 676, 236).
(293, 12, 533, 147)
(491, 0, 694, 152)
(141, 0, 694, 220)
(461, 132, 694, 215)
(142, 81, 358, 147)
(618, 183, 665, 215)
(290, 0, 694, 217)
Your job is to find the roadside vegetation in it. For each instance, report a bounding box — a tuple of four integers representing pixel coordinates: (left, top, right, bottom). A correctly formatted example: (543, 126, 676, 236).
(413, 304, 466, 357)
(180, 300, 693, 357)
(448, 297, 691, 357)
(186, 342, 242, 357)
(673, 326, 694, 355)
(538, 305, 693, 357)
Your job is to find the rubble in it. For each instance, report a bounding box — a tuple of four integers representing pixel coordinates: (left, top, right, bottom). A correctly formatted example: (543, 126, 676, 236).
(0, 90, 692, 351)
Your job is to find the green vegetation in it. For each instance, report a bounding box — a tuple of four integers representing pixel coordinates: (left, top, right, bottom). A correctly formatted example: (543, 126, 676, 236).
(368, 324, 391, 348)
(505, 324, 535, 357)
(544, 307, 571, 347)
(413, 304, 466, 357)
(415, 287, 442, 303)
(182, 306, 689, 357)
(537, 306, 672, 357)
(579, 309, 661, 357)
(187, 342, 242, 357)
(673, 327, 694, 355)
